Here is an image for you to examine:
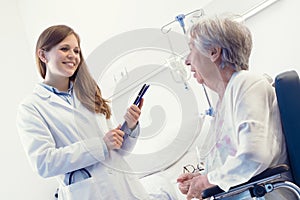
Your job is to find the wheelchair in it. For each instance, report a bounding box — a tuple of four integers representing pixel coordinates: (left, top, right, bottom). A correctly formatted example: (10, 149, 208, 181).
(201, 70, 300, 199)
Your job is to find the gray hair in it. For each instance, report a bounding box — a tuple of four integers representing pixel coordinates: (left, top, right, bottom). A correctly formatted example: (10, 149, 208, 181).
(189, 15, 252, 71)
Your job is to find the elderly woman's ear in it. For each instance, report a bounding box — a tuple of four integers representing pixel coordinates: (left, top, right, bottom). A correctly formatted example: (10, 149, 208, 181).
(209, 47, 221, 63)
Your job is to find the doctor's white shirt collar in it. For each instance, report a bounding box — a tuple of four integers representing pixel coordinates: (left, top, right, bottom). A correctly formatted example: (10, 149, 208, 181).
(39, 82, 74, 106)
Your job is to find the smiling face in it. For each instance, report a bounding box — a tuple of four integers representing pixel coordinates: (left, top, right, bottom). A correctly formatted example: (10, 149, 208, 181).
(38, 34, 81, 84)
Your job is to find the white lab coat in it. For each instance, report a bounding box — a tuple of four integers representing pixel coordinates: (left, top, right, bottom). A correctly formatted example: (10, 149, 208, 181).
(16, 84, 150, 200)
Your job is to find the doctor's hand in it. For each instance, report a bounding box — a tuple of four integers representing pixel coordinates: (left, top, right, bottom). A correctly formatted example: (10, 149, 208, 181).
(103, 125, 125, 150)
(124, 98, 144, 129)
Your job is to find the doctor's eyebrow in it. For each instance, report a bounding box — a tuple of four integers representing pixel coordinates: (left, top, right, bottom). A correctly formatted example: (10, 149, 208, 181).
(59, 45, 80, 53)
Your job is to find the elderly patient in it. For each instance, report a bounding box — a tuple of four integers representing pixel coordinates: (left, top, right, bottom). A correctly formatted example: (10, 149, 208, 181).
(177, 15, 292, 200)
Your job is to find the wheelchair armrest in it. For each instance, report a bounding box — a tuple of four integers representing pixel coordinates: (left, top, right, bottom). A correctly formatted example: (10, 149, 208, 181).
(202, 164, 289, 199)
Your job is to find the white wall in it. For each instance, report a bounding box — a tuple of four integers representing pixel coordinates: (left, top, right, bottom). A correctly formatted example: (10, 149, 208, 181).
(0, 1, 52, 199)
(1, 0, 299, 199)
(247, 0, 300, 78)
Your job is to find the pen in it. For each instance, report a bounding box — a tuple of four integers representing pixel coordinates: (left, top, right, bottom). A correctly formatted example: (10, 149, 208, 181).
(120, 84, 150, 131)
(134, 84, 150, 106)
(133, 84, 147, 105)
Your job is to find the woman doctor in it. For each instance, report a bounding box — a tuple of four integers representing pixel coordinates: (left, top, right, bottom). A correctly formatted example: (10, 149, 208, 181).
(16, 25, 150, 200)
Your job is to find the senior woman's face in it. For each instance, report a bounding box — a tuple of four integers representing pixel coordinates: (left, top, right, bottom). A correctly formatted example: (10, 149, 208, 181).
(185, 40, 216, 87)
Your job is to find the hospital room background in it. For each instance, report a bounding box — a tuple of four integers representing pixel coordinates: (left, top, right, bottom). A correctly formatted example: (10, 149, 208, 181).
(1, 0, 299, 199)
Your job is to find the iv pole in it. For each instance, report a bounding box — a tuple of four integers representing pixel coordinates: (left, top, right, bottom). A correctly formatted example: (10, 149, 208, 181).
(161, 9, 215, 116)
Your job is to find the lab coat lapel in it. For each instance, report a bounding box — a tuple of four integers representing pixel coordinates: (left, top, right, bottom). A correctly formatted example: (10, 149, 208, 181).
(34, 84, 74, 111)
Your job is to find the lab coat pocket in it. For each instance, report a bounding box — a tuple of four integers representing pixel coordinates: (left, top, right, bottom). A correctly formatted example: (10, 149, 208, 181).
(58, 177, 100, 200)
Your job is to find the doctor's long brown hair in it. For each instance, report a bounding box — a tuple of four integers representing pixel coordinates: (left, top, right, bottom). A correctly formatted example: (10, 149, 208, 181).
(35, 25, 111, 118)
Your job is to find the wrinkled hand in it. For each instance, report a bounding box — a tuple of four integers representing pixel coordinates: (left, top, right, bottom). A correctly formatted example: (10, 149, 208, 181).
(177, 173, 200, 195)
(124, 98, 144, 129)
(186, 175, 215, 200)
(103, 125, 125, 150)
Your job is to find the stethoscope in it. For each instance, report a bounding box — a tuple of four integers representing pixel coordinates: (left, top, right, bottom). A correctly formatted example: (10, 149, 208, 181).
(54, 168, 92, 198)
